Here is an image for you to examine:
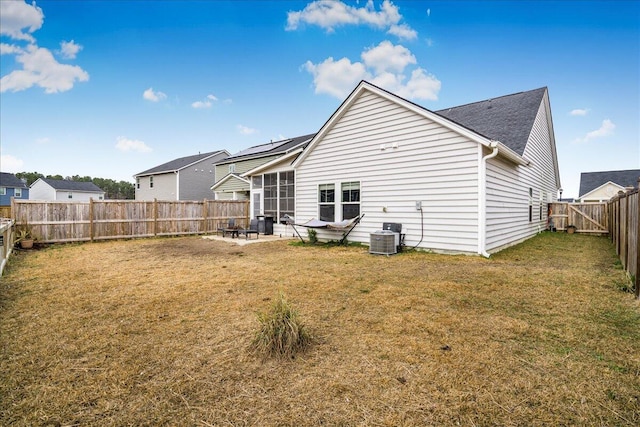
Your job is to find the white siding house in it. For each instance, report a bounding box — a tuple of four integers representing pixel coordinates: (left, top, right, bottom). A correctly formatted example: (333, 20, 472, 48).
(291, 81, 560, 256)
(577, 169, 640, 202)
(29, 178, 105, 201)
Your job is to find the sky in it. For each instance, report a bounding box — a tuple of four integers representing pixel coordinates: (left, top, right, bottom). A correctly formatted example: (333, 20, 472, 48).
(0, 0, 638, 198)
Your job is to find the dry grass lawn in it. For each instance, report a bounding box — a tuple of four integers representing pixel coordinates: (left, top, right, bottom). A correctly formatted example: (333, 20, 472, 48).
(1, 232, 639, 426)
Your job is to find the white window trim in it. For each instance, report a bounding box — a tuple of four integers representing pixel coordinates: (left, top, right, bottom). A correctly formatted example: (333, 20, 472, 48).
(15, 188, 22, 198)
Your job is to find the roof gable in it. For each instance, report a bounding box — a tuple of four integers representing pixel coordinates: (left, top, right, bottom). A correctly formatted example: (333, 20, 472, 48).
(38, 178, 104, 193)
(579, 169, 640, 197)
(436, 87, 547, 156)
(211, 173, 250, 191)
(0, 172, 27, 189)
(136, 150, 229, 176)
(294, 80, 532, 168)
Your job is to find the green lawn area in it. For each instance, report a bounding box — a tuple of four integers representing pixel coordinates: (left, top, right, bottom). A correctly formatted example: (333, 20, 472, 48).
(1, 232, 638, 426)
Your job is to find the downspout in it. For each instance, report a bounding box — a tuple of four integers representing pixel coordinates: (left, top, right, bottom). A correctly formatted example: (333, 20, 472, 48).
(479, 141, 499, 258)
(175, 171, 179, 200)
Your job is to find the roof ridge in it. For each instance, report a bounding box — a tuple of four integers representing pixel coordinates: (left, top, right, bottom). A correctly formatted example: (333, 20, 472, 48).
(437, 87, 547, 112)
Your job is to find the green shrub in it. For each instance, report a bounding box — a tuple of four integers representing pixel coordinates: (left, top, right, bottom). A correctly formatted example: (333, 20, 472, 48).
(307, 228, 318, 244)
(251, 291, 311, 359)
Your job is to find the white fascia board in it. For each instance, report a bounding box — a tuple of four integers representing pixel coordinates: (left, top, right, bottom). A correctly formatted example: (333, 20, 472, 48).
(210, 173, 250, 191)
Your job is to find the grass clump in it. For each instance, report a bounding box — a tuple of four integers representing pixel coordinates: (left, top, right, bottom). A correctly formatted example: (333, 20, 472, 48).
(251, 291, 311, 359)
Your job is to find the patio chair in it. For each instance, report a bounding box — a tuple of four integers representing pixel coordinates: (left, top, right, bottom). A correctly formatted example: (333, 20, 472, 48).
(238, 219, 259, 240)
(222, 218, 239, 238)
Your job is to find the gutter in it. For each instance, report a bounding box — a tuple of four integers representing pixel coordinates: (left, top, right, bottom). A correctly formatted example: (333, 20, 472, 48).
(479, 141, 499, 258)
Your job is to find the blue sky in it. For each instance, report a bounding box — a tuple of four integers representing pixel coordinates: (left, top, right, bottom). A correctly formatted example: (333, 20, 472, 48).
(1, 0, 638, 197)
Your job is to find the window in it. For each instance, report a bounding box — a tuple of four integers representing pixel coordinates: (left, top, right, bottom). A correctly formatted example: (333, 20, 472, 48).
(136, 178, 140, 189)
(528, 188, 533, 222)
(263, 173, 278, 218)
(318, 184, 335, 222)
(68, 193, 73, 199)
(15, 188, 22, 198)
(252, 175, 262, 189)
(279, 171, 295, 219)
(539, 191, 543, 221)
(150, 176, 154, 188)
(341, 181, 360, 220)
(229, 164, 236, 173)
(0, 187, 7, 196)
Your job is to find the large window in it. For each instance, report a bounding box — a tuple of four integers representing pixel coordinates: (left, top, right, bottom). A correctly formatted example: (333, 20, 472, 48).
(318, 184, 335, 222)
(263, 173, 278, 218)
(341, 182, 360, 219)
(0, 187, 6, 195)
(279, 171, 295, 219)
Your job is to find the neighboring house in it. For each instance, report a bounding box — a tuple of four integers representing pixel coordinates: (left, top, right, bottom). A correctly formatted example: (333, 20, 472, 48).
(0, 172, 29, 207)
(211, 134, 315, 205)
(284, 80, 559, 256)
(30, 178, 105, 201)
(134, 150, 229, 201)
(577, 169, 640, 202)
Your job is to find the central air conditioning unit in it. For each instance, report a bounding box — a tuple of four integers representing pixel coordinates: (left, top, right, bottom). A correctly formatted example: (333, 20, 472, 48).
(369, 230, 398, 255)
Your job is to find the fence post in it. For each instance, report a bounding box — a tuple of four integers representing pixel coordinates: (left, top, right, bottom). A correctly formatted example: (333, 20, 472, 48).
(202, 199, 208, 234)
(89, 198, 94, 242)
(153, 198, 158, 236)
(636, 179, 640, 299)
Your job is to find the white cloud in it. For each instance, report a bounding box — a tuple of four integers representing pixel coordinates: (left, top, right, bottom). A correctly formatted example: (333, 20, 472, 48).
(0, 0, 44, 42)
(303, 40, 441, 101)
(304, 57, 368, 99)
(573, 119, 616, 143)
(143, 87, 167, 102)
(59, 40, 82, 59)
(361, 40, 415, 73)
(191, 94, 219, 109)
(0, 43, 23, 55)
(287, 0, 416, 40)
(237, 125, 258, 135)
(115, 136, 152, 153)
(570, 108, 589, 116)
(35, 137, 50, 144)
(192, 100, 212, 109)
(0, 44, 89, 93)
(0, 154, 24, 172)
(387, 23, 417, 40)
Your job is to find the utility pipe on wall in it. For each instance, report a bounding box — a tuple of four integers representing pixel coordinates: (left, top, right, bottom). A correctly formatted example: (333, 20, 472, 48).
(478, 141, 499, 258)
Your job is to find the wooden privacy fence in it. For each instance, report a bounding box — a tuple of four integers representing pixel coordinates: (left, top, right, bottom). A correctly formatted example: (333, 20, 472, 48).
(607, 184, 639, 299)
(0, 219, 15, 276)
(548, 202, 609, 234)
(11, 199, 249, 243)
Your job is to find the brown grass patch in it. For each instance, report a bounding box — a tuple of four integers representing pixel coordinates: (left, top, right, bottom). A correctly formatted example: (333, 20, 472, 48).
(1, 233, 639, 426)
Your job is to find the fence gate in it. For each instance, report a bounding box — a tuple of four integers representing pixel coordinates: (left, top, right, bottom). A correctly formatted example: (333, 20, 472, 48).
(548, 202, 608, 234)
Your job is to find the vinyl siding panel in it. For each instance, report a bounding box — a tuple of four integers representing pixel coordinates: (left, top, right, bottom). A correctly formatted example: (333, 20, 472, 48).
(296, 90, 480, 254)
(136, 173, 177, 201)
(178, 160, 217, 200)
(214, 155, 280, 185)
(485, 93, 558, 252)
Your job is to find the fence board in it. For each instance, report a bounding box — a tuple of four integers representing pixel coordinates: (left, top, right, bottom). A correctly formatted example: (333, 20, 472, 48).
(11, 199, 249, 244)
(607, 183, 639, 299)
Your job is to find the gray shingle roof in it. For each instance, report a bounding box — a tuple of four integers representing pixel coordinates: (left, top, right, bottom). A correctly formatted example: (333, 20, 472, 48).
(220, 133, 316, 163)
(579, 169, 640, 197)
(136, 150, 228, 176)
(41, 178, 104, 193)
(0, 172, 27, 188)
(436, 87, 547, 156)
